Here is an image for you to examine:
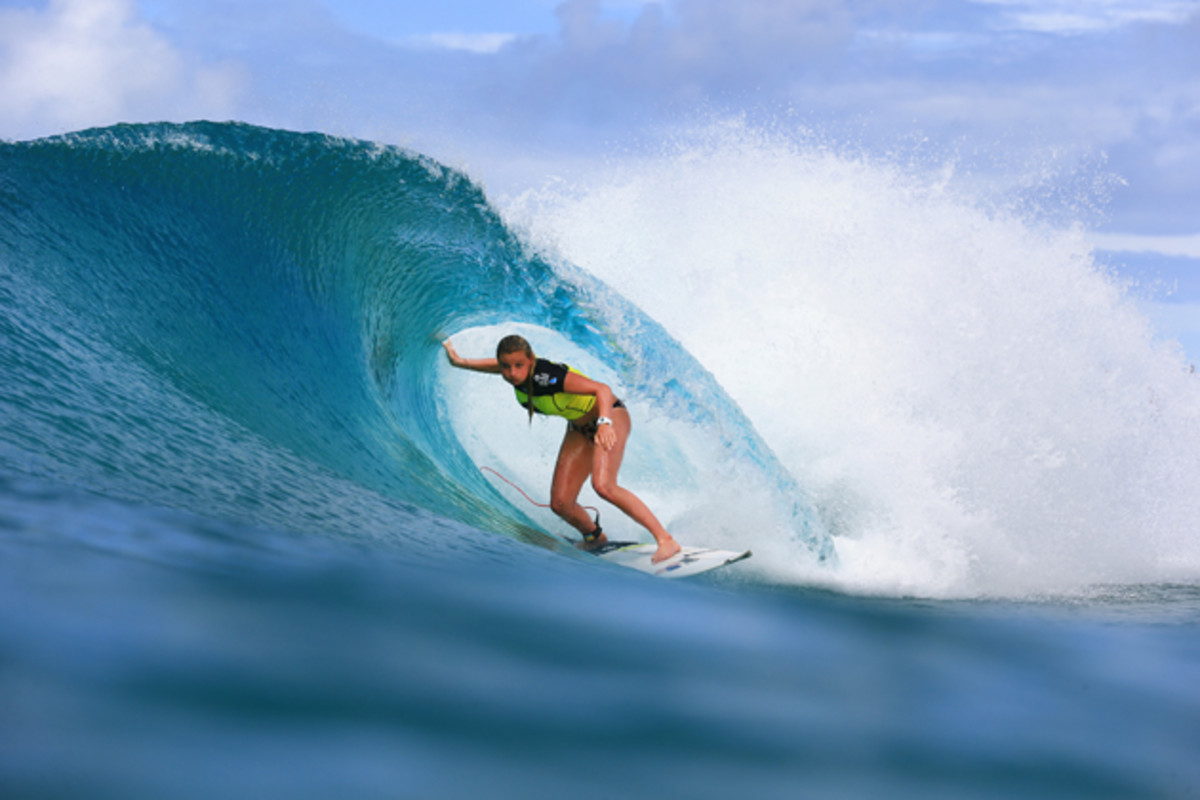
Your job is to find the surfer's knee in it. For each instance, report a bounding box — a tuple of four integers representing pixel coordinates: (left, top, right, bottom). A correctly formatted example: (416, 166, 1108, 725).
(591, 476, 621, 504)
(548, 494, 575, 518)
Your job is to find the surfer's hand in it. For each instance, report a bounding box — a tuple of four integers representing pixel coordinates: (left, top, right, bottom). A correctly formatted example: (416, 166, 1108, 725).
(595, 423, 617, 451)
(442, 339, 462, 366)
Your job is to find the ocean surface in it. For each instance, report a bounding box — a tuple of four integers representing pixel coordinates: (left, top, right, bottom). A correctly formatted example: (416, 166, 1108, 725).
(1, 121, 1197, 799)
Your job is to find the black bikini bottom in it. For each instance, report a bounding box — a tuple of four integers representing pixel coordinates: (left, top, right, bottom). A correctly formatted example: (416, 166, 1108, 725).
(570, 399, 625, 440)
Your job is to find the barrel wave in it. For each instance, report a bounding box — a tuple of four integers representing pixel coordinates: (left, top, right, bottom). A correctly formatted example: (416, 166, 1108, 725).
(0, 121, 831, 563)
(5, 121, 1200, 800)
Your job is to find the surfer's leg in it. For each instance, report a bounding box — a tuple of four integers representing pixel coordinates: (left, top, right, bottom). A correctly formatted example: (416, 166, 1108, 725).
(550, 427, 605, 545)
(590, 408, 680, 563)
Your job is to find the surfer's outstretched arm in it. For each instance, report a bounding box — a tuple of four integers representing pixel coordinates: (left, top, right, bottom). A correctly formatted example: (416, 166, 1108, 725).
(442, 339, 502, 373)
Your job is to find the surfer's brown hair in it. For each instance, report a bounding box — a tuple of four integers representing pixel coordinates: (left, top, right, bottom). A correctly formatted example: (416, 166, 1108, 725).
(496, 334, 533, 360)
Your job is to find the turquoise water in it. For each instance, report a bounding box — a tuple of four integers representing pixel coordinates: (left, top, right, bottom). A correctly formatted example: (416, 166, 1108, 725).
(1, 122, 1197, 799)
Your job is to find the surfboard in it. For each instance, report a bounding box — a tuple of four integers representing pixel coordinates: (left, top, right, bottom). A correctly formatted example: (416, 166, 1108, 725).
(590, 541, 752, 578)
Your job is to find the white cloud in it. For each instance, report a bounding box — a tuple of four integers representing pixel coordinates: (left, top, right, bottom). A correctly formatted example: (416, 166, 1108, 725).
(1091, 233, 1200, 258)
(970, 0, 1200, 34)
(408, 32, 519, 54)
(0, 0, 242, 138)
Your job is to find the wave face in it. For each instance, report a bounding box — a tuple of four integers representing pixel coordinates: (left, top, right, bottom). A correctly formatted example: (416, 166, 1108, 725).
(0, 121, 831, 565)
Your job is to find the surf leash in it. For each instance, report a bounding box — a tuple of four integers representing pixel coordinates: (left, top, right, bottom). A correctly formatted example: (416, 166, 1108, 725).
(479, 466, 601, 529)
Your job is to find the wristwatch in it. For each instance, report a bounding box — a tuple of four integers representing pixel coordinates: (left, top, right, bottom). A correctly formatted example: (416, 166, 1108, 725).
(596, 417, 613, 427)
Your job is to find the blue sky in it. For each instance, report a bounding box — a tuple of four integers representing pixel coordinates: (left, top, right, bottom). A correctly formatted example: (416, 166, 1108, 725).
(2, 0, 1199, 354)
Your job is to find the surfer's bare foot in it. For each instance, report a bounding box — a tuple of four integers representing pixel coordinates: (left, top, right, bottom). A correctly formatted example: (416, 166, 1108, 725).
(576, 530, 607, 552)
(651, 538, 681, 563)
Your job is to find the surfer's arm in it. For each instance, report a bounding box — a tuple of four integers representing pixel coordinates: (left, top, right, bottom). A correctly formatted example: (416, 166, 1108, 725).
(442, 340, 501, 373)
(562, 371, 615, 416)
(562, 372, 619, 449)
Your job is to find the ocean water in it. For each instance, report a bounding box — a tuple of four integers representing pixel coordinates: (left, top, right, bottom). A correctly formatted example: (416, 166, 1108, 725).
(1, 121, 1197, 799)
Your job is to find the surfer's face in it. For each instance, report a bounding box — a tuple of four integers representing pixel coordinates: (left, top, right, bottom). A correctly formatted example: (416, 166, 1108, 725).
(498, 351, 533, 386)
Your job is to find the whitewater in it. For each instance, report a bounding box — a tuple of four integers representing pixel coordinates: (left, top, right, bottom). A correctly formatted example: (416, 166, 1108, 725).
(1, 121, 1197, 799)
(506, 121, 1200, 598)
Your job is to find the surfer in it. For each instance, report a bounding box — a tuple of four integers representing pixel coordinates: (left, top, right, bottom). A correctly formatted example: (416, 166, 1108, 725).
(443, 335, 682, 563)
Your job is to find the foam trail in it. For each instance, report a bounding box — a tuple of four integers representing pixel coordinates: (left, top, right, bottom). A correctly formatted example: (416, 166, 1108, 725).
(506, 120, 1200, 598)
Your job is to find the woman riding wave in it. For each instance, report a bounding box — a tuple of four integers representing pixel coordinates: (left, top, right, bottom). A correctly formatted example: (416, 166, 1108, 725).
(443, 334, 682, 564)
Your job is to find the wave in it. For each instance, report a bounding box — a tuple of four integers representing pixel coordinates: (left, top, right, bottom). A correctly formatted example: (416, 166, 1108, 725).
(6, 119, 1199, 598)
(0, 121, 832, 567)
